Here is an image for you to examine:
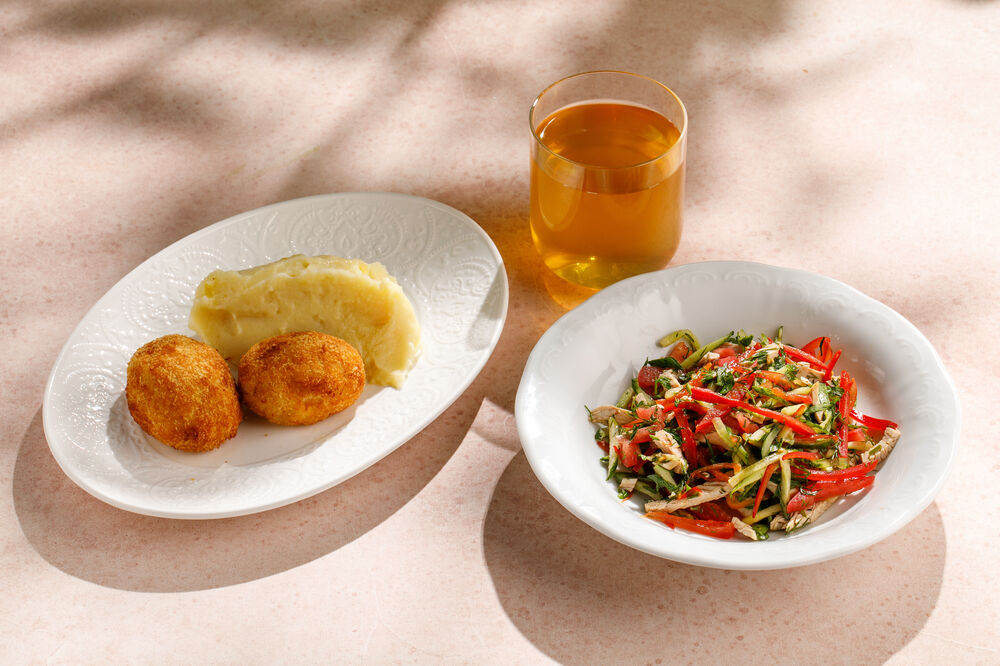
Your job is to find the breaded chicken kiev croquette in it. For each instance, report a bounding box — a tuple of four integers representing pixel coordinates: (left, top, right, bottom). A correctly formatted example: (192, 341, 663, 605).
(238, 331, 365, 426)
(126, 334, 242, 452)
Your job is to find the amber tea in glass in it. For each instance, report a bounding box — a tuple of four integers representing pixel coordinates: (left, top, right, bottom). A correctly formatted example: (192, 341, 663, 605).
(529, 71, 687, 289)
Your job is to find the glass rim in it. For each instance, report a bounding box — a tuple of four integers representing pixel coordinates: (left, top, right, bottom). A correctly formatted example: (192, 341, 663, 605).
(529, 70, 688, 171)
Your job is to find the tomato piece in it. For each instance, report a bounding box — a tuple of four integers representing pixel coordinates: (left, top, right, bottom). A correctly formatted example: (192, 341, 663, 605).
(733, 412, 758, 434)
(694, 405, 730, 433)
(693, 385, 746, 434)
(668, 340, 691, 362)
(634, 404, 665, 424)
(629, 428, 653, 445)
(637, 364, 663, 394)
(644, 511, 736, 539)
(619, 436, 642, 471)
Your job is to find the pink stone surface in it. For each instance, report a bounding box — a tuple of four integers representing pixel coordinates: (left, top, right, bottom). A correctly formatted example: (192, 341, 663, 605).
(2, 1, 998, 663)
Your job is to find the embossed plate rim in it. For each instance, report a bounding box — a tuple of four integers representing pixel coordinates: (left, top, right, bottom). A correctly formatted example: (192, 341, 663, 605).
(43, 192, 508, 519)
(515, 260, 959, 570)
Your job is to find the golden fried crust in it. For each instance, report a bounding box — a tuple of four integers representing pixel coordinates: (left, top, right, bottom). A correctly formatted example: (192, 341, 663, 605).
(126, 334, 242, 452)
(238, 331, 366, 426)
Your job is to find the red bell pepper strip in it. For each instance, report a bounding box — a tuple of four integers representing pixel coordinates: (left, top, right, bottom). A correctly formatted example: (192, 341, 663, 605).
(851, 409, 898, 431)
(689, 462, 739, 482)
(782, 451, 819, 461)
(785, 475, 874, 513)
(800, 460, 877, 481)
(823, 349, 842, 380)
(757, 370, 794, 389)
(688, 387, 815, 435)
(726, 492, 755, 510)
(784, 345, 830, 371)
(644, 511, 736, 539)
(752, 463, 778, 517)
(801, 336, 832, 363)
(769, 386, 813, 404)
(674, 409, 699, 466)
(655, 395, 708, 416)
(837, 371, 854, 457)
(693, 385, 746, 434)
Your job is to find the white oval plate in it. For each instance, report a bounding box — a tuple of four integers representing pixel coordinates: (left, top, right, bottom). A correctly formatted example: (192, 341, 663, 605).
(516, 261, 959, 570)
(43, 192, 508, 519)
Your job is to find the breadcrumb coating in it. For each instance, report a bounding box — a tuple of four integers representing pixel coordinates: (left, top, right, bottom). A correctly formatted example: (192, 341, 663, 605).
(126, 334, 242, 452)
(238, 331, 365, 426)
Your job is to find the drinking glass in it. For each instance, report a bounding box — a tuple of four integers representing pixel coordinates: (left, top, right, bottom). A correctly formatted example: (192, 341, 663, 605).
(529, 71, 687, 289)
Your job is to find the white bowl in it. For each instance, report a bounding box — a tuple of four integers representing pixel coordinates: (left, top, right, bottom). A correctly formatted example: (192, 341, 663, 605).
(515, 261, 959, 570)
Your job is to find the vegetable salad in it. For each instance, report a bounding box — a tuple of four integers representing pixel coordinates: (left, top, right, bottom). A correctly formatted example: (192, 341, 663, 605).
(588, 328, 900, 540)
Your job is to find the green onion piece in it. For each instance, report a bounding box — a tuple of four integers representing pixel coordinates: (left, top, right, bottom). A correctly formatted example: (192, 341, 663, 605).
(728, 450, 785, 493)
(652, 464, 678, 490)
(632, 384, 654, 407)
(712, 417, 736, 449)
(681, 333, 732, 371)
(742, 502, 782, 525)
(615, 386, 635, 409)
(779, 458, 792, 509)
(657, 329, 701, 351)
(606, 419, 620, 481)
(760, 424, 780, 457)
(633, 479, 661, 500)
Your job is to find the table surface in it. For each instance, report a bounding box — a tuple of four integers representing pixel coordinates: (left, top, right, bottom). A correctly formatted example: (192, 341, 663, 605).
(3, 1, 998, 664)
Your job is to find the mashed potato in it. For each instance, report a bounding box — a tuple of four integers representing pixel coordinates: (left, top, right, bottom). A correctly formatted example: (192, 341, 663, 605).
(188, 255, 421, 388)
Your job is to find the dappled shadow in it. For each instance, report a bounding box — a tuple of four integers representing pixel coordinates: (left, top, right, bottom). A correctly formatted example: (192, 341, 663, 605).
(3, 0, 947, 612)
(3, 0, 914, 329)
(13, 323, 517, 591)
(13, 401, 466, 591)
(484, 452, 945, 666)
